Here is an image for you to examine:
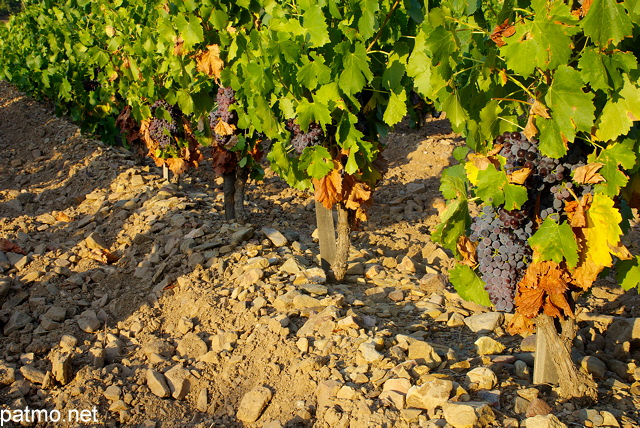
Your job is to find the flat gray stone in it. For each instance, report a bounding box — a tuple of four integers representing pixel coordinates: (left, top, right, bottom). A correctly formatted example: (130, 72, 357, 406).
(146, 369, 170, 398)
(164, 364, 191, 400)
(405, 378, 453, 411)
(3, 311, 33, 335)
(262, 227, 288, 247)
(464, 312, 504, 334)
(442, 401, 496, 428)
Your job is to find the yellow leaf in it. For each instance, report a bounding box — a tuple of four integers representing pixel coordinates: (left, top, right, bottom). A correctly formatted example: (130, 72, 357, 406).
(465, 154, 504, 185)
(582, 193, 623, 267)
(196, 45, 224, 80)
(105, 26, 116, 37)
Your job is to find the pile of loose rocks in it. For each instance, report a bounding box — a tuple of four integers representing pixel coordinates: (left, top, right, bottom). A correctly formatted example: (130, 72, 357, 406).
(0, 81, 639, 428)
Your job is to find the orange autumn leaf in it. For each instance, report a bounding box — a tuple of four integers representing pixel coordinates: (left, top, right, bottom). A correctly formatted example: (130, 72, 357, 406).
(490, 19, 516, 47)
(196, 45, 224, 80)
(565, 194, 591, 228)
(507, 311, 536, 335)
(515, 260, 573, 319)
(573, 163, 605, 184)
(343, 180, 371, 211)
(165, 158, 188, 176)
(546, 293, 574, 318)
(314, 168, 342, 210)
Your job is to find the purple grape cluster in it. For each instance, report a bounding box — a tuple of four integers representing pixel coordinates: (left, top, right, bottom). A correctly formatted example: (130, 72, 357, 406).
(469, 132, 593, 310)
(149, 100, 180, 148)
(470, 206, 533, 312)
(209, 87, 237, 129)
(287, 120, 323, 154)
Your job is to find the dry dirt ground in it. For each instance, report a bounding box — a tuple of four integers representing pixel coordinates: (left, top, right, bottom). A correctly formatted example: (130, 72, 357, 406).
(0, 81, 640, 428)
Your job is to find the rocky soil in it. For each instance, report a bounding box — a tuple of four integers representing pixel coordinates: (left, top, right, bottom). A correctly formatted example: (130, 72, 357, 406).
(0, 81, 639, 428)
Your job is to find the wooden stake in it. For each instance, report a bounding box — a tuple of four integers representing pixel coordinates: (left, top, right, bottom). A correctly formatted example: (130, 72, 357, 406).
(533, 328, 558, 385)
(315, 201, 336, 273)
(162, 164, 169, 181)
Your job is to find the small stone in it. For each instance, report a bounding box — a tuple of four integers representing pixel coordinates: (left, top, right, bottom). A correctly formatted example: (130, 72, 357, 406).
(359, 342, 384, 363)
(78, 314, 101, 333)
(388, 290, 404, 302)
(237, 268, 264, 288)
(262, 227, 288, 247)
(296, 337, 309, 353)
(0, 362, 16, 386)
(59, 335, 78, 350)
(176, 333, 208, 360)
(513, 397, 530, 414)
(299, 283, 328, 296)
(197, 388, 209, 412)
(405, 378, 453, 411)
(475, 337, 505, 355)
(50, 352, 73, 385)
(521, 335, 537, 352)
(515, 360, 531, 380)
(231, 227, 255, 245)
(236, 386, 273, 423)
(104, 385, 122, 401)
(524, 414, 568, 428)
(447, 313, 466, 327)
(164, 364, 191, 400)
(464, 312, 504, 334)
(397, 256, 417, 273)
(20, 365, 46, 384)
(408, 340, 442, 369)
(442, 401, 496, 428)
(336, 385, 358, 400)
(108, 400, 128, 412)
(3, 311, 33, 335)
(146, 369, 170, 398)
(294, 267, 327, 285)
(292, 294, 323, 310)
(380, 378, 411, 409)
(580, 356, 607, 378)
(418, 273, 447, 294)
(525, 398, 553, 418)
(466, 367, 498, 390)
(599, 411, 620, 427)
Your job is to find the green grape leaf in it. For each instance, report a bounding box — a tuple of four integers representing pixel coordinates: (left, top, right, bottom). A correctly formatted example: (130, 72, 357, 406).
(537, 117, 567, 158)
(592, 139, 637, 197)
(175, 15, 204, 48)
(358, 0, 379, 39)
(545, 65, 595, 144)
(303, 5, 330, 47)
(581, 0, 633, 47)
(407, 51, 432, 97)
(297, 59, 332, 90)
(440, 165, 468, 199)
(306, 146, 333, 179)
(383, 87, 407, 126)
(595, 76, 640, 142)
(448, 264, 492, 308)
(503, 182, 528, 211)
(616, 256, 640, 291)
(431, 198, 470, 255)
(452, 146, 470, 163)
(578, 48, 611, 92)
(296, 98, 332, 131)
(475, 164, 525, 209)
(338, 43, 372, 96)
(529, 217, 579, 268)
(442, 90, 467, 129)
(424, 26, 458, 65)
(501, 4, 578, 77)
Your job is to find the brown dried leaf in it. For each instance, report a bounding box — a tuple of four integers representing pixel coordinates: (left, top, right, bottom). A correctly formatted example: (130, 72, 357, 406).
(196, 45, 224, 80)
(546, 293, 574, 318)
(214, 120, 236, 137)
(87, 248, 119, 264)
(507, 311, 536, 335)
(469, 153, 502, 171)
(508, 167, 533, 185)
(515, 261, 573, 319)
(314, 168, 342, 210)
(173, 36, 184, 56)
(572, 0, 593, 17)
(490, 19, 516, 47)
(622, 173, 640, 209)
(566, 194, 591, 228)
(211, 146, 237, 176)
(487, 144, 503, 157)
(523, 114, 538, 140)
(572, 257, 603, 290)
(573, 163, 605, 184)
(457, 235, 478, 267)
(0, 238, 26, 255)
(531, 99, 551, 119)
(165, 158, 188, 176)
(343, 180, 371, 211)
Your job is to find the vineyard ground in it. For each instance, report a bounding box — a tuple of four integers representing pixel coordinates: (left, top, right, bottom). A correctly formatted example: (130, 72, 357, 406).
(0, 81, 639, 427)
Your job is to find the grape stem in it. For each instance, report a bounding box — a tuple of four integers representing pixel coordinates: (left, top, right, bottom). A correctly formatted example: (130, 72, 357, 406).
(366, 0, 401, 52)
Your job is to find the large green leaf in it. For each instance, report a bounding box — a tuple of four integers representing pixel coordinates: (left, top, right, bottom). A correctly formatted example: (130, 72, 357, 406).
(303, 5, 330, 47)
(382, 87, 407, 126)
(581, 0, 633, 47)
(595, 76, 640, 142)
(338, 42, 373, 96)
(449, 265, 492, 308)
(545, 66, 595, 144)
(529, 217, 579, 268)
